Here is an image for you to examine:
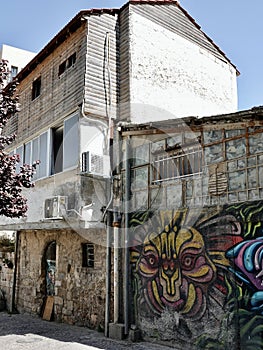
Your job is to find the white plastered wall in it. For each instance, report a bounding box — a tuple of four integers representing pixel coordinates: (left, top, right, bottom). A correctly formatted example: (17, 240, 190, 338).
(0, 44, 35, 73)
(129, 12, 238, 122)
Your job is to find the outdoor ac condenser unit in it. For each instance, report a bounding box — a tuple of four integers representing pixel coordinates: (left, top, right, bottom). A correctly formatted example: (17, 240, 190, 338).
(81, 151, 106, 176)
(44, 196, 68, 219)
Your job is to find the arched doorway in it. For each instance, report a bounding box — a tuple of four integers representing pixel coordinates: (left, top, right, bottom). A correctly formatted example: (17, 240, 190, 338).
(44, 241, 56, 296)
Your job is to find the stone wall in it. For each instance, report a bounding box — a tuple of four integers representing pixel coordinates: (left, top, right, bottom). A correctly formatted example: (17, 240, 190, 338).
(15, 229, 108, 330)
(0, 251, 14, 311)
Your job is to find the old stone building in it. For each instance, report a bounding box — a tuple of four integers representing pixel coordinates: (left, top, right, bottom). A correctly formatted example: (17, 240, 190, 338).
(0, 0, 241, 344)
(114, 107, 263, 348)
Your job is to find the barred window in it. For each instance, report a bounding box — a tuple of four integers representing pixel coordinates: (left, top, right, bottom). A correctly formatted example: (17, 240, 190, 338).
(58, 52, 76, 76)
(152, 145, 202, 183)
(82, 243, 95, 268)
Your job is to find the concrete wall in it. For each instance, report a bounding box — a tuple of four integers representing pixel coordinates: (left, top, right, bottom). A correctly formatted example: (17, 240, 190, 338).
(128, 11, 237, 122)
(0, 168, 108, 239)
(16, 229, 107, 329)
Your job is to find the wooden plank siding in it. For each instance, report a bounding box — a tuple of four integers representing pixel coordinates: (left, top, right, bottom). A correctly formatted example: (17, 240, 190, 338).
(7, 24, 87, 146)
(84, 13, 119, 120)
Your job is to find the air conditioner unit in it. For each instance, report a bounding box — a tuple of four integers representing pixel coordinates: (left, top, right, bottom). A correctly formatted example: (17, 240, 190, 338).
(81, 151, 109, 176)
(44, 196, 68, 219)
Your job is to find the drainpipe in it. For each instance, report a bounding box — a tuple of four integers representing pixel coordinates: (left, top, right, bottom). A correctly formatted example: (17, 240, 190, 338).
(110, 125, 122, 327)
(124, 136, 131, 335)
(10, 230, 19, 313)
(113, 209, 121, 323)
(105, 209, 112, 337)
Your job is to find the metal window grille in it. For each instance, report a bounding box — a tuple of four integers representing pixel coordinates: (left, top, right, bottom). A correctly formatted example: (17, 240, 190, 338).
(152, 145, 202, 183)
(82, 243, 95, 268)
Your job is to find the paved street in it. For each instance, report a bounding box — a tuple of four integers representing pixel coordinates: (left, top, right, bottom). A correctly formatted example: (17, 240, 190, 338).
(0, 311, 175, 350)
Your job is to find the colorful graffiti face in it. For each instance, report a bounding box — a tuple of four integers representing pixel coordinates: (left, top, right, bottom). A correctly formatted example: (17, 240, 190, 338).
(227, 238, 263, 291)
(131, 211, 218, 319)
(130, 202, 263, 348)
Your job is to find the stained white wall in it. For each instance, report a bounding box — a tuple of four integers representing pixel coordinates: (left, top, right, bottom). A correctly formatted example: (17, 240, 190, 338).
(128, 12, 238, 122)
(0, 44, 35, 76)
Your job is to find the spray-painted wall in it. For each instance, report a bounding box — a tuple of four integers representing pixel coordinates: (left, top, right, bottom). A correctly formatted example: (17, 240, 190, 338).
(130, 204, 263, 349)
(120, 113, 263, 348)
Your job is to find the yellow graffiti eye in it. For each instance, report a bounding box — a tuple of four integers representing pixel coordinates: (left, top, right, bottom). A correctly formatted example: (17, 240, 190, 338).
(146, 254, 158, 267)
(181, 254, 196, 271)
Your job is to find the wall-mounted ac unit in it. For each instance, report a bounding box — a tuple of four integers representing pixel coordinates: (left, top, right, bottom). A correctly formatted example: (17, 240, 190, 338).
(81, 151, 109, 176)
(44, 196, 68, 219)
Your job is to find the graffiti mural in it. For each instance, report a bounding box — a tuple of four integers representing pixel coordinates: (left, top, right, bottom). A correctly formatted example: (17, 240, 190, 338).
(130, 202, 263, 349)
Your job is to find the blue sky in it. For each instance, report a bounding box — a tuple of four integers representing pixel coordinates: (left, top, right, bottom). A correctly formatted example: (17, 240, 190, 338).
(1, 0, 262, 111)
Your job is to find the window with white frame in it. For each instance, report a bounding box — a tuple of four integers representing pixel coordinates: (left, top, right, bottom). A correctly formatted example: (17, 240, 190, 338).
(63, 114, 79, 170)
(51, 113, 79, 174)
(12, 113, 79, 179)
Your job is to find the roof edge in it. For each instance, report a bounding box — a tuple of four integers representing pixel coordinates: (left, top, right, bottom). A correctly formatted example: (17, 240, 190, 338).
(15, 9, 119, 83)
(125, 0, 239, 74)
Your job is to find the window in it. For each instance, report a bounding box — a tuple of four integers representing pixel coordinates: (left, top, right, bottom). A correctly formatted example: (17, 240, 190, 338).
(63, 114, 79, 169)
(11, 66, 18, 80)
(152, 145, 202, 183)
(24, 141, 32, 165)
(58, 61, 66, 76)
(31, 131, 50, 179)
(14, 131, 50, 179)
(32, 77, 41, 100)
(52, 126, 63, 174)
(58, 52, 76, 76)
(15, 145, 24, 173)
(12, 114, 79, 179)
(51, 114, 79, 174)
(67, 52, 76, 68)
(39, 132, 49, 178)
(82, 243, 95, 268)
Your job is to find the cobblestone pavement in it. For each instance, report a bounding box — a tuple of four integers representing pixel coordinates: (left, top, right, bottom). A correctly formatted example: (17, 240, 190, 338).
(0, 311, 176, 350)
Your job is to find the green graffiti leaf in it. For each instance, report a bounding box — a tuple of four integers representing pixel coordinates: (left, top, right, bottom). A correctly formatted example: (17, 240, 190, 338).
(250, 324, 263, 337)
(240, 315, 263, 339)
(195, 334, 226, 350)
(245, 338, 263, 350)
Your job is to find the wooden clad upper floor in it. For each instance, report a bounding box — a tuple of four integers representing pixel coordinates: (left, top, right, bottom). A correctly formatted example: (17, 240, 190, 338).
(5, 11, 119, 147)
